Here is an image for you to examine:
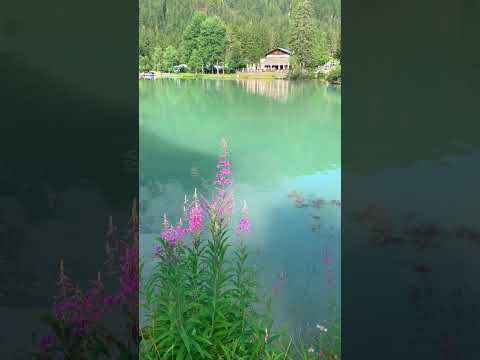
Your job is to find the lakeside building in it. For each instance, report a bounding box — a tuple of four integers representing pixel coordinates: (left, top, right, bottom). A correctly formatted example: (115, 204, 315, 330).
(244, 47, 291, 72)
(260, 48, 291, 71)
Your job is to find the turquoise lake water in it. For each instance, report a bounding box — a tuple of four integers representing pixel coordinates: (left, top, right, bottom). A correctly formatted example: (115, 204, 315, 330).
(139, 78, 341, 337)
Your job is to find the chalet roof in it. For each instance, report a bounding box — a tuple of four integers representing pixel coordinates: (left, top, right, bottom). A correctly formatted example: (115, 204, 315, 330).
(265, 47, 291, 56)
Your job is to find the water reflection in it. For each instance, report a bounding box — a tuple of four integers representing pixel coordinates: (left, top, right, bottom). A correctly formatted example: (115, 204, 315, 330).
(237, 79, 290, 102)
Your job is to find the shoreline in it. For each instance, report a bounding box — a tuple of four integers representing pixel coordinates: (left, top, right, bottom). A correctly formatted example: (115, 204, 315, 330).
(139, 72, 341, 85)
(143, 72, 287, 80)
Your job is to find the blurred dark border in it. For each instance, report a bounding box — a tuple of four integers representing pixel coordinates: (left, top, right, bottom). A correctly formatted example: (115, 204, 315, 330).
(343, 0, 480, 359)
(0, 1, 138, 358)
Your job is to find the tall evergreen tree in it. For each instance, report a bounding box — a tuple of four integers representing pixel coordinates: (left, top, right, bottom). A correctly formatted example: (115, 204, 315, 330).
(289, 0, 316, 70)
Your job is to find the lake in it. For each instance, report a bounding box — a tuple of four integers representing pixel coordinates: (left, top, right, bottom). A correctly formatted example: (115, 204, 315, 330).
(139, 78, 341, 338)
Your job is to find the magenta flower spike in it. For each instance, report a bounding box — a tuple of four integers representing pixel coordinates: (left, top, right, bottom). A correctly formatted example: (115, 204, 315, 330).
(160, 218, 187, 246)
(187, 189, 204, 234)
(236, 200, 251, 236)
(208, 138, 235, 220)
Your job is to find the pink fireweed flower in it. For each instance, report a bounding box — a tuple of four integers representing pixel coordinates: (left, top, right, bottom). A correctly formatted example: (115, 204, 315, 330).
(206, 139, 236, 221)
(160, 219, 187, 246)
(208, 190, 235, 220)
(186, 188, 204, 234)
(188, 204, 203, 233)
(215, 170, 233, 187)
(214, 139, 233, 188)
(236, 200, 251, 236)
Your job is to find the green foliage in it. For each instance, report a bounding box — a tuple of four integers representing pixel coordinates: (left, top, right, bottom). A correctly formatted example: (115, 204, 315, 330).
(139, 25, 155, 59)
(325, 27, 341, 58)
(287, 55, 314, 80)
(315, 320, 341, 358)
(326, 63, 341, 83)
(188, 49, 204, 73)
(182, 12, 227, 72)
(139, 0, 341, 74)
(335, 35, 341, 60)
(182, 11, 208, 64)
(227, 40, 244, 70)
(151, 47, 164, 70)
(199, 16, 227, 67)
(237, 22, 269, 64)
(162, 45, 178, 71)
(139, 55, 151, 72)
(140, 219, 283, 359)
(311, 32, 330, 66)
(289, 0, 316, 70)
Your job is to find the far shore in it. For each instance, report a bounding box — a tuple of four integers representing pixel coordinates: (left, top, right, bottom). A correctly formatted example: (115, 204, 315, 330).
(143, 71, 287, 80)
(139, 71, 340, 85)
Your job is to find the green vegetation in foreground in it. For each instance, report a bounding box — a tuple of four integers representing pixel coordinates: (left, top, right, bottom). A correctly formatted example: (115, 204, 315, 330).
(140, 140, 341, 359)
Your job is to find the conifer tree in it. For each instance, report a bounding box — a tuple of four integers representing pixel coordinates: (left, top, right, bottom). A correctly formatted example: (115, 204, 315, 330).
(289, 0, 316, 70)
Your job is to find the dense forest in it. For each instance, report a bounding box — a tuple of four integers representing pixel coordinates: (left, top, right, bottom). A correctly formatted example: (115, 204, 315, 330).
(139, 0, 340, 74)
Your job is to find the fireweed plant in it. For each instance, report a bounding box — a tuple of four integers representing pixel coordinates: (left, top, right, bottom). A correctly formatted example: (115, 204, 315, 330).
(140, 139, 287, 359)
(32, 200, 140, 359)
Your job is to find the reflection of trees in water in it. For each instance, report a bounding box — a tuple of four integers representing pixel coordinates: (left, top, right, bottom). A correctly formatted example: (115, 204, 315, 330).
(140, 79, 341, 113)
(237, 79, 290, 102)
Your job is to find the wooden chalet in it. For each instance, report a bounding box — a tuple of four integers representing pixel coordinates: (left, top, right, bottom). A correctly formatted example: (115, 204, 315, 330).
(259, 48, 291, 71)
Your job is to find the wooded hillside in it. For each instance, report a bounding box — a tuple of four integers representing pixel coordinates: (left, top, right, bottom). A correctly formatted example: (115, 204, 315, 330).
(139, 0, 341, 72)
